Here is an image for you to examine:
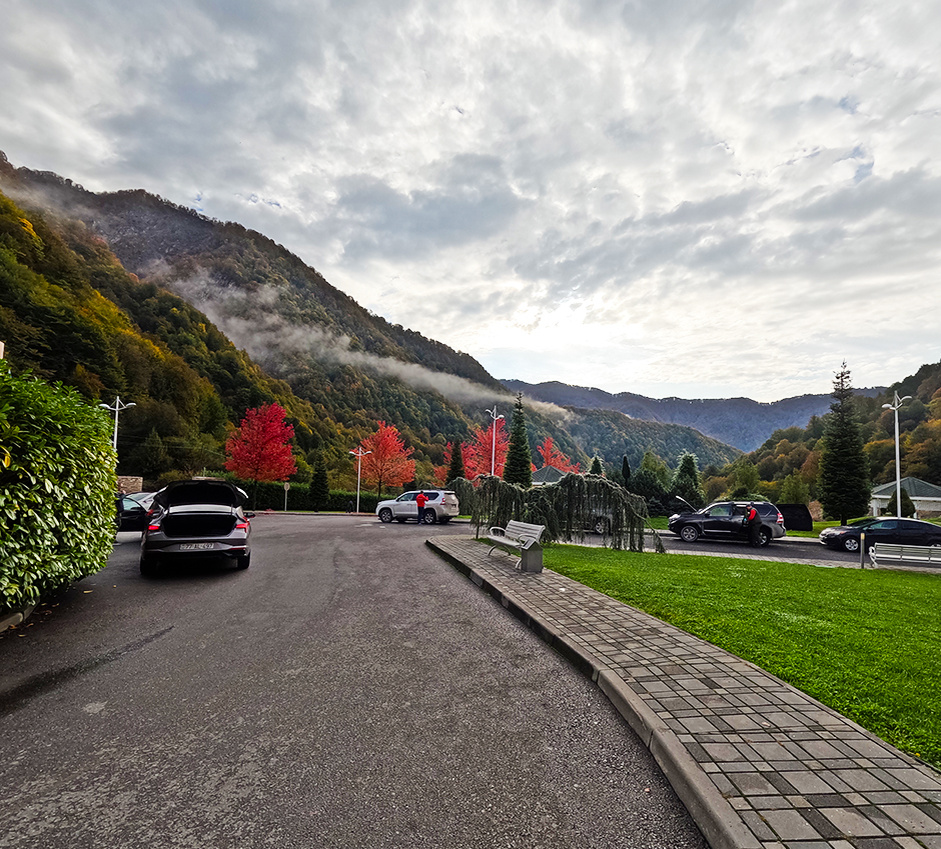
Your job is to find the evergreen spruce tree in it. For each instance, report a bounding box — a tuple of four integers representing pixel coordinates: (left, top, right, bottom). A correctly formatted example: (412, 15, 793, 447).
(818, 362, 871, 524)
(310, 454, 330, 511)
(886, 487, 915, 518)
(503, 393, 533, 487)
(621, 455, 631, 483)
(589, 456, 604, 475)
(446, 439, 466, 484)
(670, 452, 704, 508)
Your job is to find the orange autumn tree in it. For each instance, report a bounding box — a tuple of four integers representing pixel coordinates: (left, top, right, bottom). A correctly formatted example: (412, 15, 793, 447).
(464, 418, 509, 478)
(537, 436, 581, 473)
(359, 421, 416, 496)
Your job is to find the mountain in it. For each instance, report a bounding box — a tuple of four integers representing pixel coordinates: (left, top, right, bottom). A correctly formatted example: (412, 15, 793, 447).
(502, 379, 886, 452)
(2, 152, 730, 481)
(560, 407, 740, 471)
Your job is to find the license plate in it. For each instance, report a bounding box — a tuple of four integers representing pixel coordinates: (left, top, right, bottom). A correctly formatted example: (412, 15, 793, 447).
(179, 542, 215, 551)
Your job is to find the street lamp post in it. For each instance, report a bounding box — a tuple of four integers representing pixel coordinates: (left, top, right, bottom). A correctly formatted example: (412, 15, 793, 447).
(882, 391, 911, 518)
(485, 406, 505, 477)
(349, 448, 371, 514)
(98, 396, 136, 453)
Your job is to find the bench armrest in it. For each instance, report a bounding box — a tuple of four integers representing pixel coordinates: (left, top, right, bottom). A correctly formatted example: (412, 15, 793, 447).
(489, 527, 507, 537)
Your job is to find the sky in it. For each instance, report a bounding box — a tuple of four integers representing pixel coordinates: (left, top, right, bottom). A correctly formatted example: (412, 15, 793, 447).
(2, 0, 940, 402)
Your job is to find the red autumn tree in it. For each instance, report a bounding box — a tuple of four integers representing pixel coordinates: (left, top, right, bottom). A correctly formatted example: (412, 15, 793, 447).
(225, 403, 297, 484)
(360, 421, 416, 496)
(537, 436, 581, 473)
(464, 419, 509, 478)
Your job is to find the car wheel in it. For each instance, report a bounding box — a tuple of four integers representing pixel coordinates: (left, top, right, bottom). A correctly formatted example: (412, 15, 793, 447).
(140, 556, 160, 578)
(422, 509, 437, 524)
(843, 536, 860, 552)
(593, 517, 609, 534)
(679, 525, 700, 543)
(758, 527, 772, 547)
(378, 508, 393, 523)
(236, 553, 250, 570)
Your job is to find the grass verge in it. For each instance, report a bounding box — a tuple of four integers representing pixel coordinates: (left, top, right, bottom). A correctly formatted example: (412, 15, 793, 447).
(545, 544, 941, 770)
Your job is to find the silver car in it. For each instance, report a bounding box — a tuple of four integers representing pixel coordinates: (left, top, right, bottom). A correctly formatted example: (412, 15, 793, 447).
(376, 490, 460, 524)
(140, 479, 254, 576)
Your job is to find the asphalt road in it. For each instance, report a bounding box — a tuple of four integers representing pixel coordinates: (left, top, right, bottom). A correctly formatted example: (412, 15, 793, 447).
(660, 531, 862, 566)
(0, 515, 707, 849)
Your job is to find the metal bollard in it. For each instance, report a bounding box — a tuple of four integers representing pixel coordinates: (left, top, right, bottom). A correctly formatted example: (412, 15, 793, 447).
(860, 530, 866, 568)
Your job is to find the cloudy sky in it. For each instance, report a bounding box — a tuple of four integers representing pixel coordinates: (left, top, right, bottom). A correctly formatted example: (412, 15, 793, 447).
(2, 0, 940, 401)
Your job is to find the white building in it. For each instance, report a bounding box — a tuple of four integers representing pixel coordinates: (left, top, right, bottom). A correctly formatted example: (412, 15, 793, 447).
(870, 476, 941, 518)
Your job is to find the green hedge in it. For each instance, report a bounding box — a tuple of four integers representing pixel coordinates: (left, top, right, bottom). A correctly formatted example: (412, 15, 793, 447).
(0, 363, 116, 612)
(231, 478, 381, 514)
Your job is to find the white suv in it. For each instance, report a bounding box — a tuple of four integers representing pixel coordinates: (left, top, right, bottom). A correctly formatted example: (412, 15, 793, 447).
(376, 490, 460, 524)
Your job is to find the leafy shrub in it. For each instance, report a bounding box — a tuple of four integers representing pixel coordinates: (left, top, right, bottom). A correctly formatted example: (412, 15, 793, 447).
(0, 363, 116, 612)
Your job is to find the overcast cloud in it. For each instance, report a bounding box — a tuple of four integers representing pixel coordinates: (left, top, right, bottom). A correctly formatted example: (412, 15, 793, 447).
(2, 0, 940, 401)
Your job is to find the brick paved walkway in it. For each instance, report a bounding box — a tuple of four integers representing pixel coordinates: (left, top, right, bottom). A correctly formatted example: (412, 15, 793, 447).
(427, 535, 941, 849)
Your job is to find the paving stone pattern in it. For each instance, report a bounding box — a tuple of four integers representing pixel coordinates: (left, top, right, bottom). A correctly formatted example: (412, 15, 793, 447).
(428, 536, 941, 849)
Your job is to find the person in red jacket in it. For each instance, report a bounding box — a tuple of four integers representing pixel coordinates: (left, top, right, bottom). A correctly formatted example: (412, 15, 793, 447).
(746, 503, 761, 547)
(415, 491, 428, 524)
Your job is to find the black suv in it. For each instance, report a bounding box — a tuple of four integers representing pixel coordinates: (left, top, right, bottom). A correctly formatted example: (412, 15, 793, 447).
(668, 501, 786, 547)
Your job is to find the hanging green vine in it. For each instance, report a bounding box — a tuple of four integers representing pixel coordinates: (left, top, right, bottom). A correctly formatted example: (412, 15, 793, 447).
(469, 471, 663, 553)
(471, 475, 527, 535)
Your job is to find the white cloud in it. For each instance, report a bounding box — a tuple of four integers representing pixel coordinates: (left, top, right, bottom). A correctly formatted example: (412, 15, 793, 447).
(2, 0, 940, 402)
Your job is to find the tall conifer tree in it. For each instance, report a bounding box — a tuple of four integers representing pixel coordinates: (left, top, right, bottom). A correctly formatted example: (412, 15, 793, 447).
(446, 439, 466, 484)
(818, 362, 871, 524)
(503, 393, 533, 487)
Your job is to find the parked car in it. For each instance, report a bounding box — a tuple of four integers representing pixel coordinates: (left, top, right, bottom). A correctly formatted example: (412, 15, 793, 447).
(127, 491, 157, 512)
(376, 490, 460, 524)
(116, 495, 150, 532)
(819, 517, 941, 552)
(668, 500, 786, 547)
(140, 479, 254, 576)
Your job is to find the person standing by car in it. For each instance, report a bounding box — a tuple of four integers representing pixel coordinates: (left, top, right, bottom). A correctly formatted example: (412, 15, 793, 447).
(746, 502, 761, 547)
(415, 491, 428, 523)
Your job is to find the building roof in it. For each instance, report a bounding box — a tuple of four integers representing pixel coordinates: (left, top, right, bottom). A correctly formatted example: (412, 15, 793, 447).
(532, 465, 566, 485)
(871, 477, 941, 499)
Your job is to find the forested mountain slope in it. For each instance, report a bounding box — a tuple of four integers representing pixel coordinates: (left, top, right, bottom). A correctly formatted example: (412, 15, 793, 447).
(0, 151, 752, 485)
(504, 379, 885, 452)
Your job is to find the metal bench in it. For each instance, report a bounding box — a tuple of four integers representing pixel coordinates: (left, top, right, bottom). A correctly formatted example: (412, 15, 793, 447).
(487, 520, 546, 573)
(869, 543, 941, 570)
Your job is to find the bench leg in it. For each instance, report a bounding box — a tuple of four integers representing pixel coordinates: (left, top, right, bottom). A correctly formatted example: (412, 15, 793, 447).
(519, 547, 543, 573)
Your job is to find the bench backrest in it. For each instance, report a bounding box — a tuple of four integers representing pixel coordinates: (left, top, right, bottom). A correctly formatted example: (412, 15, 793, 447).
(504, 520, 545, 542)
(871, 543, 941, 562)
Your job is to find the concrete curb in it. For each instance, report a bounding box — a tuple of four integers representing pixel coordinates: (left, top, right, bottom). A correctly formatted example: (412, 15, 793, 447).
(426, 538, 759, 849)
(0, 604, 35, 632)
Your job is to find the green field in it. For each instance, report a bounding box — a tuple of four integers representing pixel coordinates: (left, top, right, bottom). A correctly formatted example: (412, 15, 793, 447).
(545, 544, 941, 769)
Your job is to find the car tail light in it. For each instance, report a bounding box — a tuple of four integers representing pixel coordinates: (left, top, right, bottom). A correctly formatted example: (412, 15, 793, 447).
(777, 512, 784, 524)
(147, 523, 161, 532)
(235, 521, 249, 530)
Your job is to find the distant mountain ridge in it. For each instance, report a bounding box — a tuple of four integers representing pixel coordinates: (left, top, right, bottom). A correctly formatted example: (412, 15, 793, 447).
(502, 380, 886, 452)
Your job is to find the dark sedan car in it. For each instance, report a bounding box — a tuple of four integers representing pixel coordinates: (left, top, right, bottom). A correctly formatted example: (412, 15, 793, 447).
(140, 479, 254, 576)
(668, 500, 786, 547)
(819, 517, 941, 552)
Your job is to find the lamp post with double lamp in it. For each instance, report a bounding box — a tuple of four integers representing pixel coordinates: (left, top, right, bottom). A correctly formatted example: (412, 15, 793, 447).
(349, 448, 371, 514)
(485, 406, 504, 477)
(882, 391, 911, 518)
(98, 396, 136, 453)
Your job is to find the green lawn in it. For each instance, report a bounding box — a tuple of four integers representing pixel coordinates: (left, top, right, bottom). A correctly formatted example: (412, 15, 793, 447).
(545, 545, 941, 769)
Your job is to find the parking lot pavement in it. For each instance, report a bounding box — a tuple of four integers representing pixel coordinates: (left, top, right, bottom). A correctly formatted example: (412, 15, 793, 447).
(428, 535, 941, 849)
